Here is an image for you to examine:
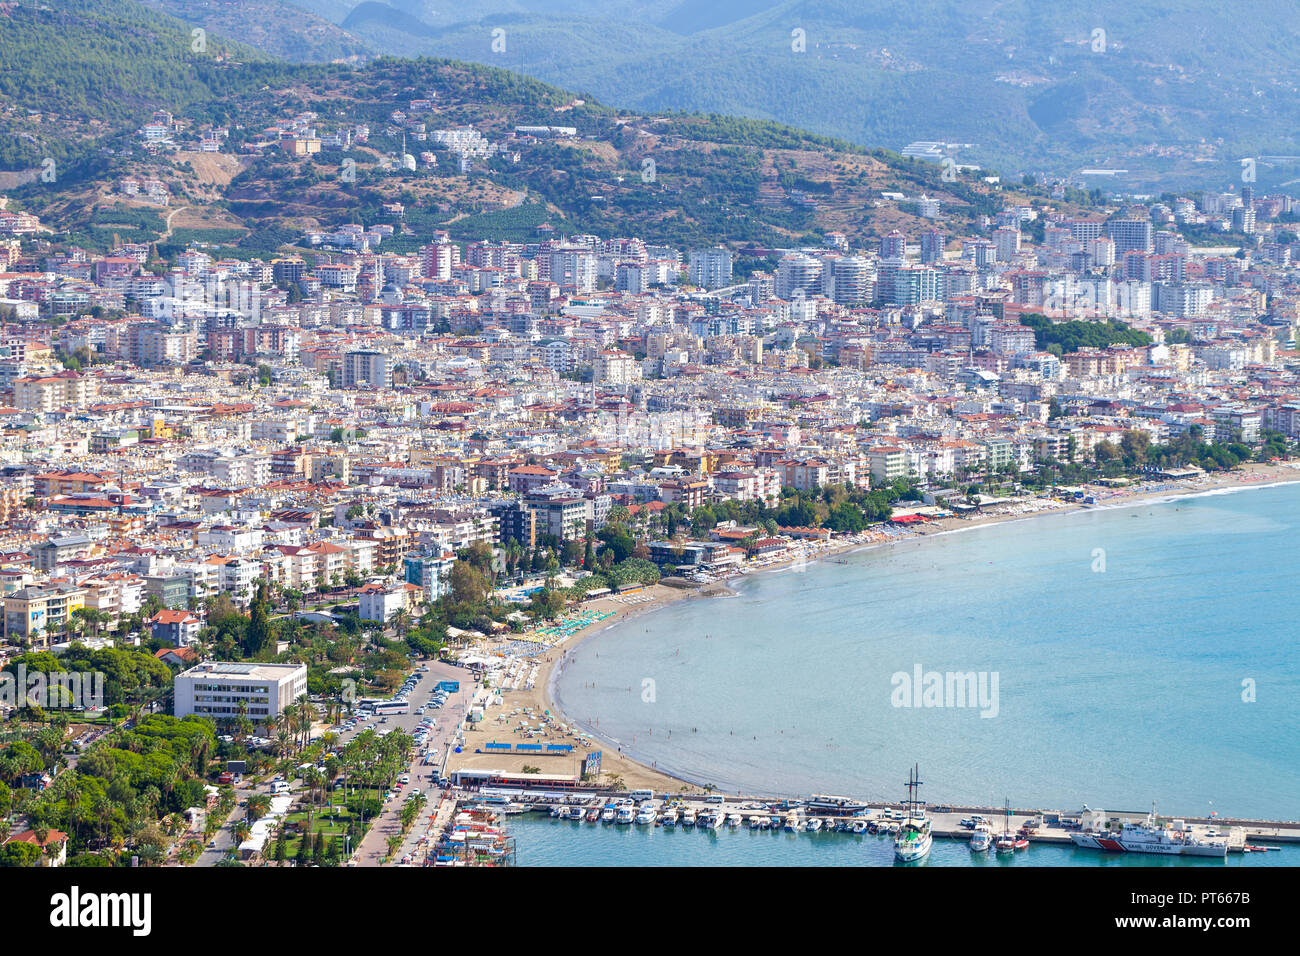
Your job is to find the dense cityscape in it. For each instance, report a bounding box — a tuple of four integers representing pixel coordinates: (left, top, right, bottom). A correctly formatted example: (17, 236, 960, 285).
(0, 6, 1293, 922)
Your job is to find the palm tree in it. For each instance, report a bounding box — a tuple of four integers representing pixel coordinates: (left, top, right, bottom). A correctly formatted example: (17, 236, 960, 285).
(297, 697, 318, 750)
(391, 608, 410, 641)
(245, 793, 271, 822)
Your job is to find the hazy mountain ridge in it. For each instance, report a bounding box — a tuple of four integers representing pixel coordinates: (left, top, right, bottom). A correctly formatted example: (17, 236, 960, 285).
(0, 4, 1045, 257)
(268, 0, 1300, 189)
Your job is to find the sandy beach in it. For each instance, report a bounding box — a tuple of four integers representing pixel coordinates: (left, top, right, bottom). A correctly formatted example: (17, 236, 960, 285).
(448, 461, 1300, 794)
(449, 581, 710, 792)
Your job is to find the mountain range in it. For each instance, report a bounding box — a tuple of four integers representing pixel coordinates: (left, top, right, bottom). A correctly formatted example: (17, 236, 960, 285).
(135, 0, 1300, 193)
(4, 0, 1079, 260)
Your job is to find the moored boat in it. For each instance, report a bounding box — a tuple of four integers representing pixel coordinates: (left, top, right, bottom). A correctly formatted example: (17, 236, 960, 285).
(893, 765, 933, 864)
(995, 798, 1016, 852)
(1069, 803, 1228, 858)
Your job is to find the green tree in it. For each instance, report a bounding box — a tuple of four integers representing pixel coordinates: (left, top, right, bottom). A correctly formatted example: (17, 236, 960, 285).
(245, 582, 272, 655)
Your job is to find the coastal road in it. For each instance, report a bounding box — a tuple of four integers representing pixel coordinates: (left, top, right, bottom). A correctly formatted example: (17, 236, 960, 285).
(194, 777, 280, 867)
(348, 661, 476, 866)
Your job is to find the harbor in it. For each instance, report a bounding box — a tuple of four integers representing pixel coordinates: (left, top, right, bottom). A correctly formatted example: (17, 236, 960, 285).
(426, 475, 1300, 868)
(395, 787, 1296, 867)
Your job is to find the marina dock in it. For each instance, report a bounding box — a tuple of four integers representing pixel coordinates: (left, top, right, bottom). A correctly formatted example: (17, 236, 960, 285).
(445, 786, 1298, 857)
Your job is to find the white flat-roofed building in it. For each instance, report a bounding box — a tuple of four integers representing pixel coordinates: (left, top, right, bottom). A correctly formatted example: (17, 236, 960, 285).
(358, 585, 408, 623)
(174, 662, 308, 726)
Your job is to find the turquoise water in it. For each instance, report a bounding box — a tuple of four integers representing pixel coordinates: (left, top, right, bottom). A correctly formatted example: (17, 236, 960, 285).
(552, 483, 1300, 822)
(513, 815, 1296, 867)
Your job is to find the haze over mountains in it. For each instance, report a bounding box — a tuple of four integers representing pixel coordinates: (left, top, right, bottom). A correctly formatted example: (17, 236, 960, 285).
(143, 0, 1300, 191)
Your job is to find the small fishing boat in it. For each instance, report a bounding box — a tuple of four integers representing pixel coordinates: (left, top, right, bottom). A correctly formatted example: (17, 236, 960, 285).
(970, 822, 993, 852)
(806, 817, 823, 832)
(748, 816, 763, 830)
(784, 811, 802, 832)
(680, 807, 696, 828)
(726, 812, 743, 828)
(600, 804, 617, 823)
(585, 807, 600, 823)
(615, 804, 636, 825)
(852, 819, 869, 834)
(660, 807, 679, 827)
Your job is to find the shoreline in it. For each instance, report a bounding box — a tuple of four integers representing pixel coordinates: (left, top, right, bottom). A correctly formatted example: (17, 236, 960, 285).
(455, 462, 1300, 799)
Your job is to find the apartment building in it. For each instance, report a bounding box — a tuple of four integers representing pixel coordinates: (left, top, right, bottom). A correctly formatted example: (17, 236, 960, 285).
(3, 583, 86, 648)
(174, 661, 308, 726)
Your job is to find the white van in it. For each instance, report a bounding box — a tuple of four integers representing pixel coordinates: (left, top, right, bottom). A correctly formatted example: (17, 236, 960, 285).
(628, 789, 654, 802)
(703, 793, 725, 805)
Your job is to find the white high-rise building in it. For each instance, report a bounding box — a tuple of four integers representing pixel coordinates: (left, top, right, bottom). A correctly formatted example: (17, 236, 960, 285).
(688, 247, 733, 290)
(547, 247, 597, 292)
(993, 227, 1021, 262)
(775, 252, 823, 300)
(829, 256, 874, 304)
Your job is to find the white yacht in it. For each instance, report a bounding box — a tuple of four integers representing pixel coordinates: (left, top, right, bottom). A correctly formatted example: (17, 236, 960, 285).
(893, 765, 933, 864)
(660, 807, 679, 827)
(680, 807, 696, 828)
(615, 804, 636, 824)
(635, 803, 658, 825)
(969, 821, 993, 852)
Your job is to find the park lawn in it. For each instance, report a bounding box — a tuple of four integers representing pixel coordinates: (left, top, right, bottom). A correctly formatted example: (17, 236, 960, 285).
(280, 806, 360, 858)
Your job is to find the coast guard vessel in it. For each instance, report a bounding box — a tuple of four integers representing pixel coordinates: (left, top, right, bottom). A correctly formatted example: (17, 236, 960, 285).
(1070, 804, 1229, 857)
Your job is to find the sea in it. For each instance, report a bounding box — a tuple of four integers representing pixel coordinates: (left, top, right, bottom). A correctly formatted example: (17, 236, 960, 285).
(529, 482, 1300, 866)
